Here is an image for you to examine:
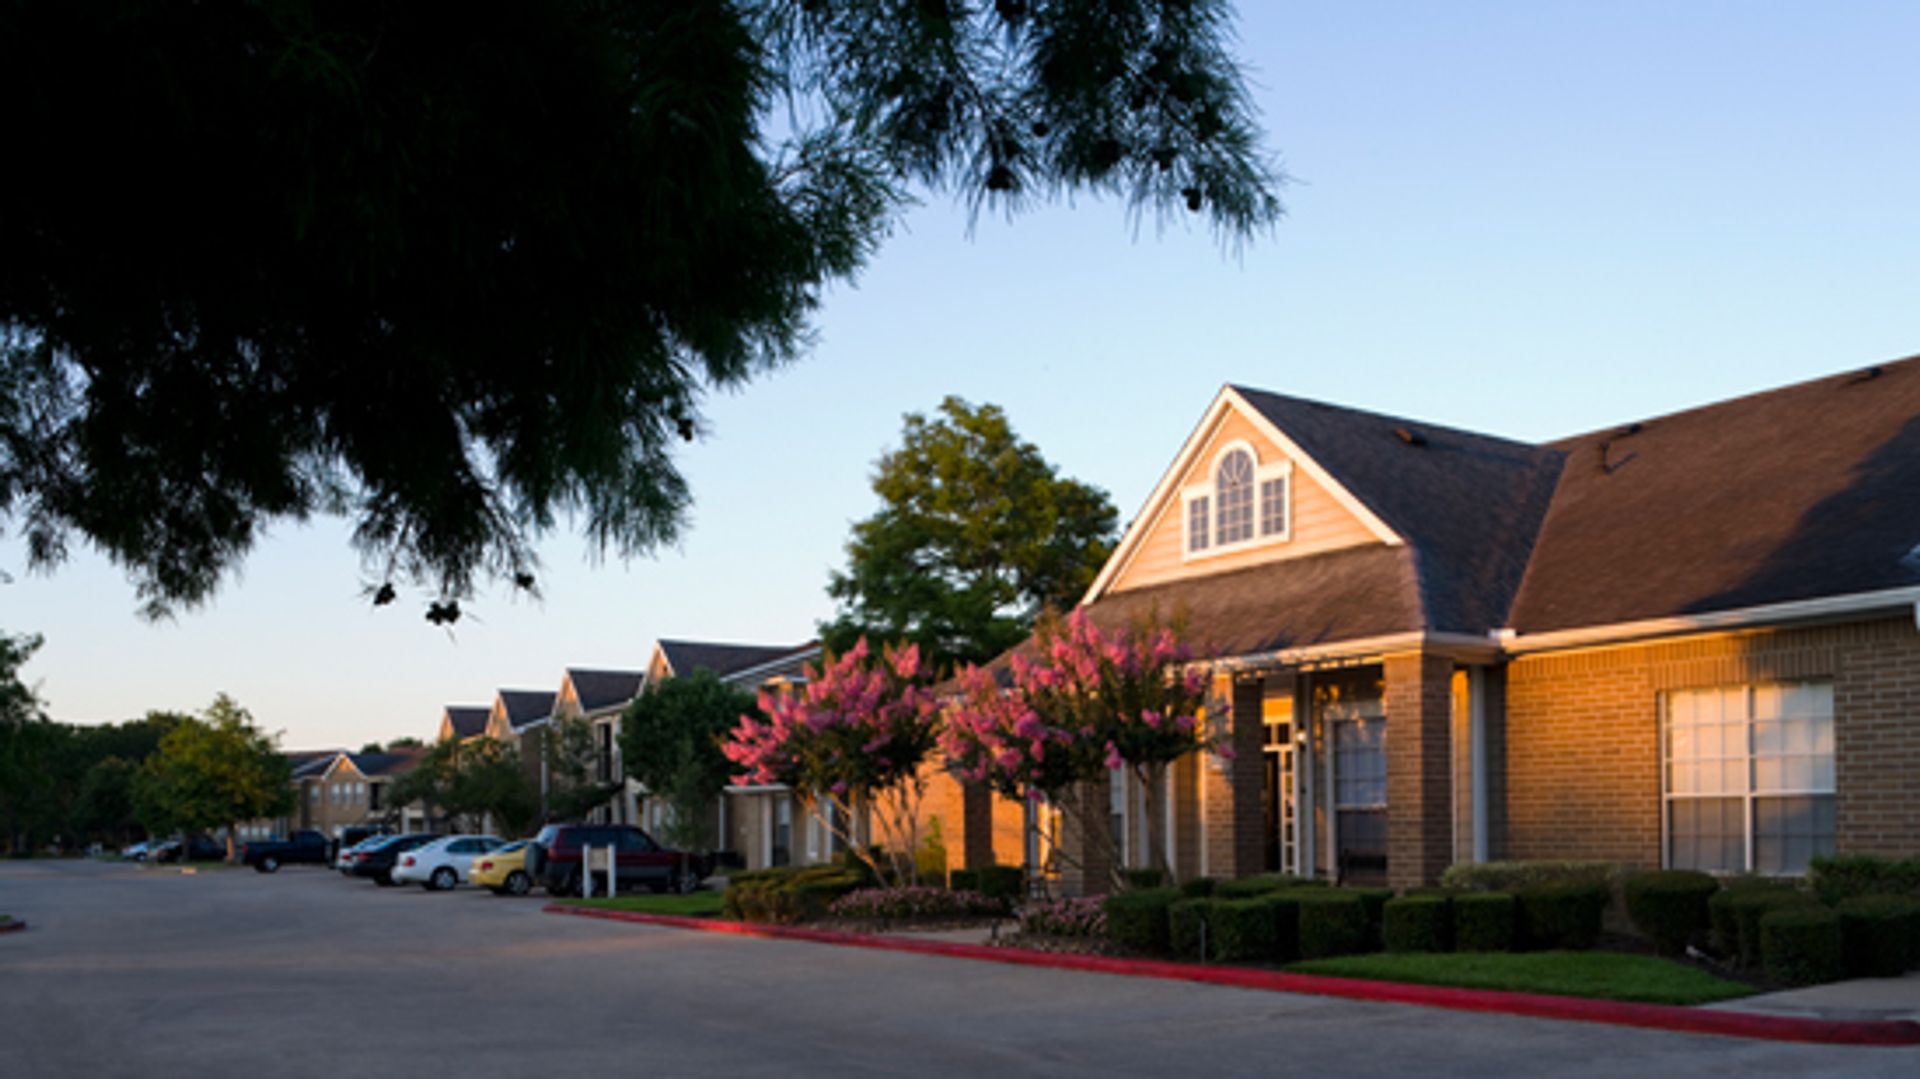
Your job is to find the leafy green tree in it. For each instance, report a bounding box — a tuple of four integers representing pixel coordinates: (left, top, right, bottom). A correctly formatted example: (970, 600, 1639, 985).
(132, 695, 293, 860)
(74, 756, 141, 846)
(822, 397, 1118, 673)
(0, 2, 1280, 617)
(0, 631, 57, 853)
(622, 670, 757, 851)
(543, 713, 614, 824)
(391, 737, 537, 836)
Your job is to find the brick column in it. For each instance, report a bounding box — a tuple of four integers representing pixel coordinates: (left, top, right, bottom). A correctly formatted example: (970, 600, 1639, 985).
(959, 781, 996, 869)
(1056, 773, 1113, 897)
(1201, 674, 1267, 881)
(1385, 652, 1455, 889)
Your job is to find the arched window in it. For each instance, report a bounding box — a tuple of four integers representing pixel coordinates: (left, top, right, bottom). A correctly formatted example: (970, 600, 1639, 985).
(1215, 449, 1254, 544)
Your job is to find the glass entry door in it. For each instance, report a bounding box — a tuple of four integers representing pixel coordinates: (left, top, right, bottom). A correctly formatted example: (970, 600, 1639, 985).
(1262, 687, 1299, 876)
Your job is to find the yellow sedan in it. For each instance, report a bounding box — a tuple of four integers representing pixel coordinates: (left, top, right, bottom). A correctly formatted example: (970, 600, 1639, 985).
(469, 840, 532, 897)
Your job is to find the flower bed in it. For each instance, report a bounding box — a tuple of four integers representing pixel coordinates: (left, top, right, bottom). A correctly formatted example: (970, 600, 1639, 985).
(827, 885, 1008, 925)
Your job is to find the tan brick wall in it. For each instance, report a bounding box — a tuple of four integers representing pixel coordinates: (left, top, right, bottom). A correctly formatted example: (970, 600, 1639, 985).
(1505, 615, 1920, 866)
(1384, 652, 1453, 889)
(1200, 676, 1267, 880)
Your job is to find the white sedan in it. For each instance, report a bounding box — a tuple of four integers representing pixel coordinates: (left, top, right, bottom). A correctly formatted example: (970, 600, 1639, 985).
(391, 835, 506, 891)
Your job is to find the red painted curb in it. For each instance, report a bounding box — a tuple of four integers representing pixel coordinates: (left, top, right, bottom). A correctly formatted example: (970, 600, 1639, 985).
(544, 904, 1920, 1047)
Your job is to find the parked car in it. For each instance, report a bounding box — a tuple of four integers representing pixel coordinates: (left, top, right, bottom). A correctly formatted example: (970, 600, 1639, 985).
(469, 841, 531, 897)
(151, 835, 225, 864)
(335, 834, 391, 872)
(391, 835, 506, 891)
(524, 824, 707, 897)
(120, 841, 151, 862)
(336, 825, 391, 856)
(343, 833, 438, 886)
(239, 829, 331, 873)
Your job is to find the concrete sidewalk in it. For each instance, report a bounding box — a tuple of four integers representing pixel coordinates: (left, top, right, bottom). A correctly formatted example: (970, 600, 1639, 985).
(1711, 972, 1920, 1023)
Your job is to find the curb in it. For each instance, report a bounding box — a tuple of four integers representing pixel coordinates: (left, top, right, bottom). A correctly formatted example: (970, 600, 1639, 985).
(543, 904, 1920, 1047)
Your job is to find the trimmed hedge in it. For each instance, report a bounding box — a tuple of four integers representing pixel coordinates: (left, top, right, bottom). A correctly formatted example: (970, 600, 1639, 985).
(1624, 870, 1718, 956)
(1210, 898, 1282, 961)
(1454, 892, 1519, 952)
(1731, 888, 1820, 970)
(1439, 859, 1617, 894)
(950, 864, 1025, 901)
(1180, 876, 1219, 898)
(1350, 887, 1394, 948)
(1382, 894, 1452, 953)
(1761, 906, 1846, 987)
(1122, 868, 1169, 891)
(1169, 897, 1210, 960)
(1216, 873, 1318, 899)
(1296, 890, 1370, 959)
(1105, 887, 1181, 954)
(1836, 894, 1920, 977)
(723, 865, 863, 923)
(1517, 881, 1608, 950)
(1708, 878, 1788, 959)
(1809, 853, 1920, 906)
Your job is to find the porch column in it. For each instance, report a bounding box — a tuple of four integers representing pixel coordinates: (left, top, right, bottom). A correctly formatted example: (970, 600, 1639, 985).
(959, 781, 996, 870)
(1385, 651, 1454, 889)
(1201, 674, 1266, 881)
(1056, 772, 1113, 897)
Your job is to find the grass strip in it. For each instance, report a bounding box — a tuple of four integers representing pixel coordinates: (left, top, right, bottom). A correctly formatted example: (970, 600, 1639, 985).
(560, 892, 728, 917)
(1288, 950, 1755, 1006)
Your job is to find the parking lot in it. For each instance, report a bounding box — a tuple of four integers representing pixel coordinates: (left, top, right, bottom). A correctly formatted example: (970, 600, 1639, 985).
(3, 858, 1917, 1077)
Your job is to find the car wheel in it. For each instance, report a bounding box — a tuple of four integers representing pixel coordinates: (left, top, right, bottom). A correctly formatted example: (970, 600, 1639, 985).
(262, 856, 280, 873)
(505, 870, 531, 898)
(430, 867, 457, 892)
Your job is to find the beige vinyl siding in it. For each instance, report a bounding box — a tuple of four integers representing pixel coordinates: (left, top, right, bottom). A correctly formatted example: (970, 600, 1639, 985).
(1111, 409, 1379, 593)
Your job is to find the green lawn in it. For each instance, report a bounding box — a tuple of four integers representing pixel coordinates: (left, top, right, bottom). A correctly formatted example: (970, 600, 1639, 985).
(1287, 951, 1755, 1006)
(561, 892, 728, 917)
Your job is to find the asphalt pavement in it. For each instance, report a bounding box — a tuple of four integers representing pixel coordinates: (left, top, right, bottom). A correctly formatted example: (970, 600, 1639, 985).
(2, 858, 1915, 1078)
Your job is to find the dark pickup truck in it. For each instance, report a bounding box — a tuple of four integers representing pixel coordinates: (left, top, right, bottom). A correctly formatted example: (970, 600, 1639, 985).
(240, 829, 332, 872)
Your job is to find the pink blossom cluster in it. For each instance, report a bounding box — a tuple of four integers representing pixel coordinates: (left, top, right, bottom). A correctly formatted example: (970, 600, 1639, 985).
(723, 638, 938, 794)
(943, 608, 1225, 800)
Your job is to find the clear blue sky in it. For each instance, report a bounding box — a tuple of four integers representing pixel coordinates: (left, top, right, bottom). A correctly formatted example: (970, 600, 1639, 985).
(6, 2, 1918, 749)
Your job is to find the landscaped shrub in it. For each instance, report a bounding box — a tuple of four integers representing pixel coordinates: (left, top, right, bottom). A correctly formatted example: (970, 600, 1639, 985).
(827, 886, 1007, 923)
(1180, 876, 1218, 898)
(1624, 870, 1719, 956)
(1516, 881, 1608, 950)
(949, 868, 978, 893)
(976, 865, 1025, 901)
(1169, 897, 1211, 959)
(1439, 859, 1618, 894)
(1731, 888, 1820, 969)
(1453, 892, 1519, 952)
(1707, 878, 1789, 958)
(1210, 898, 1281, 962)
(1836, 894, 1920, 977)
(1295, 890, 1370, 959)
(1104, 887, 1181, 954)
(1259, 893, 1304, 963)
(1761, 906, 1846, 987)
(1122, 868, 1169, 890)
(723, 865, 863, 923)
(1383, 894, 1453, 953)
(1350, 886, 1394, 948)
(1216, 872, 1316, 899)
(1019, 896, 1106, 938)
(1809, 854, 1920, 905)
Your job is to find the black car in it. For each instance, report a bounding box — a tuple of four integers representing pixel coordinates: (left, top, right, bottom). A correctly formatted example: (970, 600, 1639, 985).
(342, 833, 438, 886)
(150, 834, 226, 864)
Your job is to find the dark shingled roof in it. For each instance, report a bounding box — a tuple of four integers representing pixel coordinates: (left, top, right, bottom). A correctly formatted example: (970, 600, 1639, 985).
(288, 752, 341, 779)
(442, 706, 489, 740)
(1232, 387, 1563, 635)
(496, 689, 553, 731)
(1509, 355, 1920, 633)
(1076, 356, 1920, 654)
(658, 639, 817, 680)
(349, 747, 427, 777)
(564, 668, 646, 712)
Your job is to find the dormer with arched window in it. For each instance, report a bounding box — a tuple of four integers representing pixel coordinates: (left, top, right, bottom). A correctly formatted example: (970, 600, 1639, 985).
(1183, 440, 1292, 559)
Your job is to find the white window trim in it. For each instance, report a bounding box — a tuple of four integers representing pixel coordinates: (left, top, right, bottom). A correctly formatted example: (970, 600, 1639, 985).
(1181, 440, 1293, 562)
(1659, 681, 1836, 877)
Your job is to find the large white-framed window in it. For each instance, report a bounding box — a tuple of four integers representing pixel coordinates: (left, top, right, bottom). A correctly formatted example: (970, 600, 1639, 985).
(1662, 681, 1835, 876)
(1183, 441, 1292, 560)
